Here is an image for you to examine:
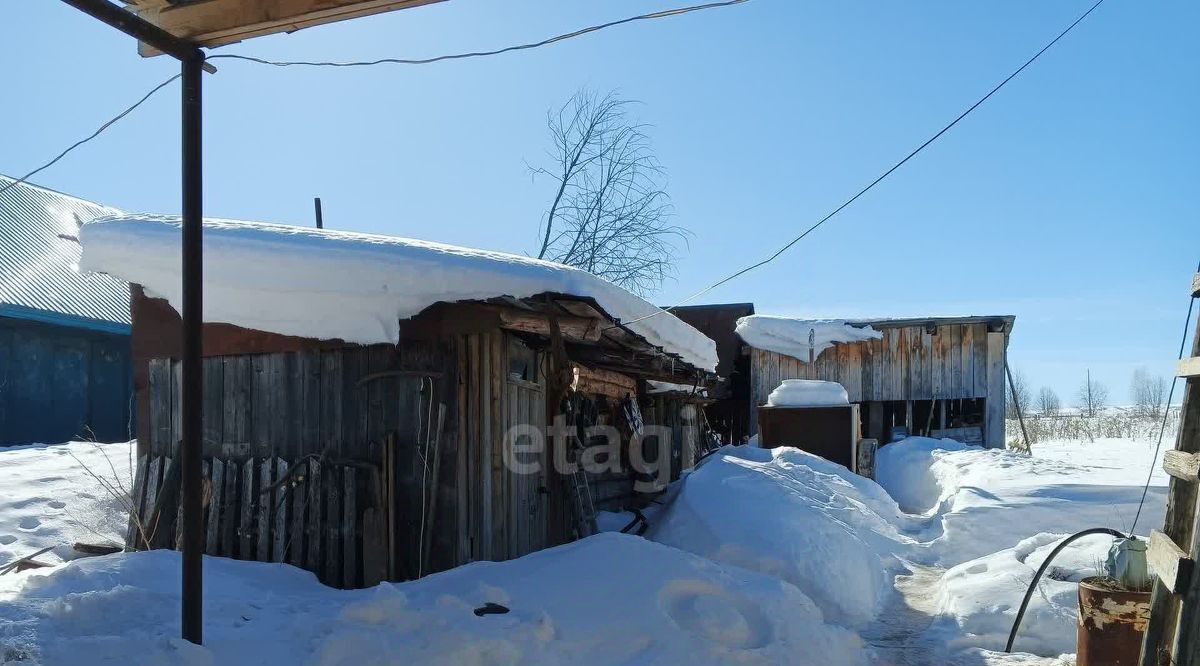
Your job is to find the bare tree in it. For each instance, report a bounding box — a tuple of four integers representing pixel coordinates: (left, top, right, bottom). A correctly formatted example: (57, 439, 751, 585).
(1006, 367, 1031, 420)
(1076, 370, 1109, 417)
(1036, 386, 1061, 416)
(532, 89, 687, 295)
(1131, 367, 1167, 419)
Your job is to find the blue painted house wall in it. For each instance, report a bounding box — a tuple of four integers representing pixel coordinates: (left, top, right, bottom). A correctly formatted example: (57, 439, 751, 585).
(0, 316, 132, 445)
(0, 175, 133, 445)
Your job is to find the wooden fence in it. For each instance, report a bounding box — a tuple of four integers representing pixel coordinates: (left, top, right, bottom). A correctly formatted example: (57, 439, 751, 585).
(126, 453, 388, 589)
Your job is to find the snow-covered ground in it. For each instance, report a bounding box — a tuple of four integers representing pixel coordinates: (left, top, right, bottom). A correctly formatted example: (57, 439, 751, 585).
(0, 441, 134, 567)
(0, 434, 1169, 665)
(873, 436, 1168, 660)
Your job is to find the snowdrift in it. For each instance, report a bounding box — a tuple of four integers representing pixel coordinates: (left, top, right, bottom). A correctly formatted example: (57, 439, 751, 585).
(875, 437, 1168, 566)
(649, 446, 921, 628)
(0, 533, 867, 665)
(929, 532, 1116, 657)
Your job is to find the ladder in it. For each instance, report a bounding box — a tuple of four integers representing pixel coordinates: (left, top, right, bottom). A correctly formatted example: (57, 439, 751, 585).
(566, 433, 598, 538)
(1142, 272, 1200, 666)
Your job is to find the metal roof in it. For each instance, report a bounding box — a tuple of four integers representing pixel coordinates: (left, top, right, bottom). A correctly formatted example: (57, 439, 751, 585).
(0, 175, 131, 333)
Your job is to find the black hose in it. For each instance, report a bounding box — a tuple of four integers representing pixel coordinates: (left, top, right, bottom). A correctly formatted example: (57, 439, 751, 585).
(1005, 527, 1126, 653)
(620, 508, 649, 536)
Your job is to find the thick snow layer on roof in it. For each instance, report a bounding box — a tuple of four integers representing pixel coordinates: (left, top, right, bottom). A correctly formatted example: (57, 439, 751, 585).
(735, 315, 881, 361)
(766, 379, 848, 407)
(78, 216, 717, 371)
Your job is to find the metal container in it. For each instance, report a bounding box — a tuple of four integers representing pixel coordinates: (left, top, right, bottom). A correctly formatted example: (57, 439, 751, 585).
(1076, 576, 1151, 666)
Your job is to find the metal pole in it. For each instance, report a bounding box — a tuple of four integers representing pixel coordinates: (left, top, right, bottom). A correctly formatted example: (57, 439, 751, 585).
(58, 0, 211, 69)
(314, 197, 324, 229)
(180, 53, 204, 645)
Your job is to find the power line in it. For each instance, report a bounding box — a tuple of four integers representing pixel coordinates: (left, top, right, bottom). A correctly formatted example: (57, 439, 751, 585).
(621, 0, 1106, 328)
(0, 73, 181, 198)
(1, 1, 747, 195)
(1130, 258, 1200, 535)
(209, 0, 748, 68)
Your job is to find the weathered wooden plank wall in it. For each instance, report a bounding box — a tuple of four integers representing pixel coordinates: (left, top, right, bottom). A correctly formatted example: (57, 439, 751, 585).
(749, 323, 1002, 437)
(141, 328, 681, 583)
(126, 453, 388, 588)
(144, 337, 462, 582)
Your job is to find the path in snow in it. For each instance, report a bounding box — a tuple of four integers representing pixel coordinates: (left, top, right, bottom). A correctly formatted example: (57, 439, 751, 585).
(864, 560, 1072, 666)
(862, 560, 943, 665)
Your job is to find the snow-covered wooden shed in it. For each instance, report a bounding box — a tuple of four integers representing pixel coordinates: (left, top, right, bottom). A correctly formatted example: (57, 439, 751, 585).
(0, 176, 133, 445)
(79, 216, 717, 587)
(737, 315, 1016, 449)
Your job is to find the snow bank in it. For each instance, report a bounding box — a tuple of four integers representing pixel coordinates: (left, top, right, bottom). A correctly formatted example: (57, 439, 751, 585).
(765, 380, 848, 407)
(875, 437, 1168, 565)
(734, 315, 881, 361)
(0, 534, 867, 665)
(649, 446, 921, 628)
(78, 216, 717, 372)
(930, 532, 1116, 656)
(874, 437, 970, 514)
(0, 441, 134, 566)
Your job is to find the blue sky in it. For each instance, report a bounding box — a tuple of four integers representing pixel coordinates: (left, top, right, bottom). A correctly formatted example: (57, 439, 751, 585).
(4, 0, 1197, 404)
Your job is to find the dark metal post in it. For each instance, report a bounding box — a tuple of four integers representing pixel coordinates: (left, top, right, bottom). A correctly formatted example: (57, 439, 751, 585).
(180, 53, 204, 645)
(314, 197, 324, 229)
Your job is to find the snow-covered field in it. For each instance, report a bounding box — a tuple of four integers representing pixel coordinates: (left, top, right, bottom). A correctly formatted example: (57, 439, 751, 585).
(0, 434, 1169, 665)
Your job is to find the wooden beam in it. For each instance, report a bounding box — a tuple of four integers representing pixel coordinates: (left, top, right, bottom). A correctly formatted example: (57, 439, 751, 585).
(1192, 272, 1200, 298)
(1148, 530, 1195, 595)
(494, 307, 601, 343)
(1178, 357, 1200, 379)
(136, 0, 447, 55)
(573, 364, 637, 400)
(1164, 450, 1200, 483)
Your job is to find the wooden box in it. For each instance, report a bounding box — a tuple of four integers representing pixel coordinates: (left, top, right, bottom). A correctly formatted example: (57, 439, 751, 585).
(757, 404, 862, 471)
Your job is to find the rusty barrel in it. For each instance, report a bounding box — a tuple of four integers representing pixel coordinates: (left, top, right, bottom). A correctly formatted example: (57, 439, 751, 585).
(1076, 576, 1151, 666)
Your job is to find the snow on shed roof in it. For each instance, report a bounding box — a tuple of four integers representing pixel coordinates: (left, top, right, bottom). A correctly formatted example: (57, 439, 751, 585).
(735, 315, 882, 362)
(0, 175, 130, 333)
(78, 215, 718, 371)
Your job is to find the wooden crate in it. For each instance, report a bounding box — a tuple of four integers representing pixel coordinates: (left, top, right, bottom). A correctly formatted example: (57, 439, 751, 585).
(757, 404, 861, 470)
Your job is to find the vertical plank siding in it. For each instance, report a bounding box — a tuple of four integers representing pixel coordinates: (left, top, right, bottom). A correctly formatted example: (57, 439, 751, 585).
(749, 323, 1009, 434)
(138, 329, 678, 587)
(139, 337, 460, 588)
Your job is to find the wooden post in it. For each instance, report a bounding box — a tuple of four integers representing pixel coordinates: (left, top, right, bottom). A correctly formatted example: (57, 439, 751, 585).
(904, 401, 914, 434)
(1140, 273, 1200, 666)
(984, 332, 1007, 449)
(1005, 362, 1031, 453)
(808, 328, 816, 380)
(867, 402, 884, 442)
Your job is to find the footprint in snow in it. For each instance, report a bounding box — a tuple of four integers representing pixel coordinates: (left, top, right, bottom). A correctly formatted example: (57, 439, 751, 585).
(47, 500, 66, 509)
(0, 535, 16, 545)
(659, 580, 773, 649)
(18, 517, 41, 531)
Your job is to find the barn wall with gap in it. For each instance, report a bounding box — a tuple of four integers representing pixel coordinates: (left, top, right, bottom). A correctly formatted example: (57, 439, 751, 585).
(747, 320, 1011, 448)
